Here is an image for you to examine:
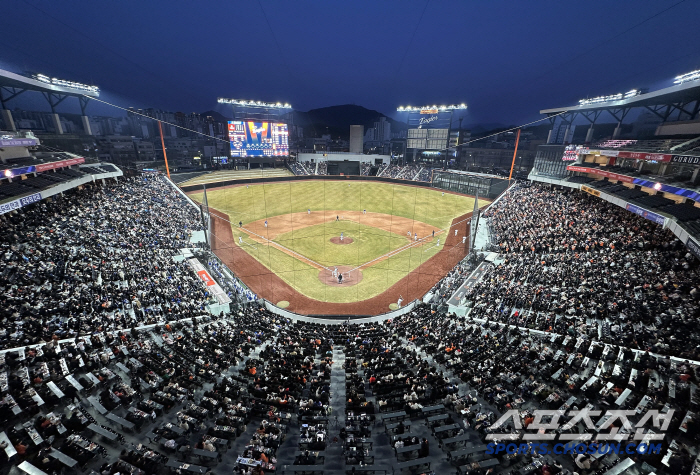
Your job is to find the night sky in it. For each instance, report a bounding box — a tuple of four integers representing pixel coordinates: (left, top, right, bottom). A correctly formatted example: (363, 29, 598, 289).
(2, 0, 700, 126)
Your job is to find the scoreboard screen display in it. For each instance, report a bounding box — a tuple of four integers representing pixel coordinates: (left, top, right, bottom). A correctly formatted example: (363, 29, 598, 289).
(228, 121, 289, 157)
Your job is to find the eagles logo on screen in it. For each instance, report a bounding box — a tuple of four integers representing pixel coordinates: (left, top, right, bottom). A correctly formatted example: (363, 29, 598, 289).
(247, 122, 269, 143)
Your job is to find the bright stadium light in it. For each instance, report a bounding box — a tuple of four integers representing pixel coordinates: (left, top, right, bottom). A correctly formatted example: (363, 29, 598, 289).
(578, 89, 641, 106)
(32, 73, 99, 93)
(674, 69, 700, 85)
(217, 98, 292, 109)
(396, 104, 467, 112)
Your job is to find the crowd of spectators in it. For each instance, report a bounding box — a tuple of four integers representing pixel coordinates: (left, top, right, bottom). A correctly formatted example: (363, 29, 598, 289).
(2, 169, 700, 474)
(289, 162, 315, 176)
(416, 167, 433, 182)
(290, 162, 434, 182)
(381, 165, 403, 178)
(0, 176, 212, 351)
(475, 182, 700, 359)
(379, 164, 432, 182)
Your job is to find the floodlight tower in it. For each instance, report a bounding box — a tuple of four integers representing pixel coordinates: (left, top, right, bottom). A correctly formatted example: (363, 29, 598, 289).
(217, 98, 292, 122)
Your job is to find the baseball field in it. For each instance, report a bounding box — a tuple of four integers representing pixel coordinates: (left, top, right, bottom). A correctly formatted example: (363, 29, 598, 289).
(188, 180, 487, 314)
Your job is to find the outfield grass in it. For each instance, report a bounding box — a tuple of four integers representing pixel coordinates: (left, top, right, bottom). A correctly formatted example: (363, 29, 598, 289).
(190, 181, 475, 230)
(189, 180, 484, 303)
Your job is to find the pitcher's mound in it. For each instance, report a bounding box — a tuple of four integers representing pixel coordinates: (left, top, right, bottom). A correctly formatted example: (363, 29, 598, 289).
(330, 236, 354, 245)
(319, 265, 363, 287)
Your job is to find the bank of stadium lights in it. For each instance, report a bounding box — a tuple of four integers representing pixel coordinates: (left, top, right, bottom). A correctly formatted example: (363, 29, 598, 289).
(674, 69, 700, 85)
(578, 89, 641, 106)
(32, 74, 99, 93)
(397, 104, 467, 112)
(217, 98, 292, 109)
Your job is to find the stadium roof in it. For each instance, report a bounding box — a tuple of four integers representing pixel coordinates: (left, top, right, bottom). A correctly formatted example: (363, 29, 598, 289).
(0, 68, 99, 98)
(540, 79, 700, 116)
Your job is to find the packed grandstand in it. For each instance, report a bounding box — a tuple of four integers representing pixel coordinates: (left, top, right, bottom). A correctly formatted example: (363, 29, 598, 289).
(2, 76, 700, 475)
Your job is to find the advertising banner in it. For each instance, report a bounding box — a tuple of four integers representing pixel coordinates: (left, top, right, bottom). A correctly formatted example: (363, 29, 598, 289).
(671, 155, 700, 165)
(581, 185, 601, 197)
(407, 110, 452, 129)
(0, 138, 39, 147)
(187, 258, 232, 304)
(595, 169, 634, 183)
(617, 151, 672, 162)
(566, 165, 591, 173)
(0, 192, 42, 216)
(35, 157, 85, 172)
(686, 238, 700, 260)
(567, 166, 634, 183)
(625, 203, 665, 225)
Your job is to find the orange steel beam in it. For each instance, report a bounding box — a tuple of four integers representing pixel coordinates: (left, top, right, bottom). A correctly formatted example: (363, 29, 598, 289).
(158, 121, 170, 179)
(508, 128, 521, 180)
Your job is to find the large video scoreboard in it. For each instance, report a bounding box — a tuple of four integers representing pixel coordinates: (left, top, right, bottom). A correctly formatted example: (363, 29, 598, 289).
(228, 121, 289, 157)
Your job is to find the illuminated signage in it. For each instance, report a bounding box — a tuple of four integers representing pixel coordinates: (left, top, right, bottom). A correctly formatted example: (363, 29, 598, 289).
(419, 115, 438, 127)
